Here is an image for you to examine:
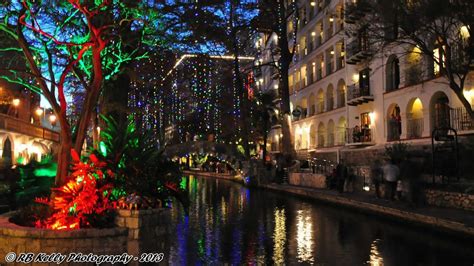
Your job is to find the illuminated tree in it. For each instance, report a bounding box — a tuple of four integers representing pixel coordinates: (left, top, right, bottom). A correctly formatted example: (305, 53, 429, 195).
(254, 0, 301, 159)
(0, 1, 160, 185)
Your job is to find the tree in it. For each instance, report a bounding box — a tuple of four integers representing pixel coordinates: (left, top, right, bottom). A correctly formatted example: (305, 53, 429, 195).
(159, 0, 259, 159)
(0, 1, 158, 185)
(252, 90, 278, 163)
(346, 0, 474, 123)
(254, 0, 301, 160)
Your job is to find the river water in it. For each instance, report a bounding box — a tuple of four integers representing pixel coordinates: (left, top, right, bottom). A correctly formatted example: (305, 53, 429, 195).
(165, 175, 474, 265)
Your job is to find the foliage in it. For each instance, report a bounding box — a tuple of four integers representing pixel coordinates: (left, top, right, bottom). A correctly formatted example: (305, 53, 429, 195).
(35, 151, 116, 230)
(98, 115, 188, 207)
(0, 0, 164, 184)
(384, 142, 410, 164)
(15, 155, 56, 207)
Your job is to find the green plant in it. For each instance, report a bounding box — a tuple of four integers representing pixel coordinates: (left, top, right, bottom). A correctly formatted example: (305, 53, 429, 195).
(384, 142, 410, 165)
(15, 155, 57, 208)
(98, 115, 188, 207)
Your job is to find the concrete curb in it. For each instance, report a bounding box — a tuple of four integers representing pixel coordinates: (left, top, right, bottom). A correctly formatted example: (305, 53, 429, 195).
(261, 183, 474, 239)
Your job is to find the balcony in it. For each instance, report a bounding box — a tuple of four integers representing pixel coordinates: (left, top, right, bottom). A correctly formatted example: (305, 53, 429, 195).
(344, 0, 372, 24)
(346, 127, 373, 146)
(0, 114, 60, 142)
(346, 38, 372, 65)
(347, 83, 373, 106)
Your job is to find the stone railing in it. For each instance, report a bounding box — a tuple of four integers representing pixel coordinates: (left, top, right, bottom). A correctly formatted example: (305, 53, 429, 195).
(0, 114, 59, 142)
(423, 189, 474, 211)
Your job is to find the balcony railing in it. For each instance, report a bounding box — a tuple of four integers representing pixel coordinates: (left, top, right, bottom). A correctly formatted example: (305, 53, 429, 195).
(317, 68, 323, 80)
(450, 106, 474, 131)
(407, 118, 423, 139)
(346, 38, 371, 65)
(0, 114, 60, 142)
(347, 83, 372, 106)
(326, 61, 333, 75)
(346, 127, 372, 144)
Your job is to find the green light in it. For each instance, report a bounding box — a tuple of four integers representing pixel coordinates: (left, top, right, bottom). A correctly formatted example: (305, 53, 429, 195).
(99, 141, 107, 157)
(33, 163, 57, 177)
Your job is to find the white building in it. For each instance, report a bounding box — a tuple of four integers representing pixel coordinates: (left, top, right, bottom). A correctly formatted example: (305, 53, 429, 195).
(259, 0, 474, 162)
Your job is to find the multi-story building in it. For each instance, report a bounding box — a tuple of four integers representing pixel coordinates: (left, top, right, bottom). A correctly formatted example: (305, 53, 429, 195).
(0, 80, 59, 166)
(259, 0, 474, 163)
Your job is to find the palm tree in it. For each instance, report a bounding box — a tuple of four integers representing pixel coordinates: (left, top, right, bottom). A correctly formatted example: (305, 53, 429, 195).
(254, 91, 278, 163)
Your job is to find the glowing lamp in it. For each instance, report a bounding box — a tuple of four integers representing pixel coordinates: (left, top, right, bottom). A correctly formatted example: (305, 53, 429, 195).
(49, 114, 57, 123)
(12, 99, 20, 107)
(35, 108, 44, 116)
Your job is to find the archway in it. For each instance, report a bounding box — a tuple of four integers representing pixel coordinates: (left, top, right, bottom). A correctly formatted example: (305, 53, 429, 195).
(317, 89, 324, 113)
(317, 122, 326, 148)
(327, 120, 335, 147)
(310, 124, 316, 148)
(337, 117, 347, 145)
(2, 137, 12, 165)
(300, 97, 308, 118)
(406, 98, 424, 139)
(430, 91, 450, 133)
(326, 84, 334, 111)
(337, 79, 346, 108)
(387, 103, 402, 141)
(308, 93, 316, 116)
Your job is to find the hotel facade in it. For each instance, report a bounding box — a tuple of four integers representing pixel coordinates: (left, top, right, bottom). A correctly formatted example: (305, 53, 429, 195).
(255, 0, 474, 162)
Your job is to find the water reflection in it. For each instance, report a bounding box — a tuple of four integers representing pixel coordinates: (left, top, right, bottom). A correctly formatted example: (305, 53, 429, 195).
(296, 209, 314, 263)
(272, 208, 286, 264)
(166, 175, 474, 265)
(368, 239, 383, 266)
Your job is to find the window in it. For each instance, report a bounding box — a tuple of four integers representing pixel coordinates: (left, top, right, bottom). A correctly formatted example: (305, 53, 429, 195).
(433, 44, 446, 76)
(386, 55, 400, 91)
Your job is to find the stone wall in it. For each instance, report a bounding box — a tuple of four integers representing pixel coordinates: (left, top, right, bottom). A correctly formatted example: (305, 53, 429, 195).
(115, 208, 171, 261)
(289, 173, 327, 189)
(0, 212, 128, 265)
(0, 208, 172, 265)
(423, 189, 474, 211)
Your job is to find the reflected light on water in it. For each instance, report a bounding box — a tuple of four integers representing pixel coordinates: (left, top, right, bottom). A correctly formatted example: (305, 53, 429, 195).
(273, 208, 287, 264)
(296, 210, 314, 263)
(368, 239, 384, 266)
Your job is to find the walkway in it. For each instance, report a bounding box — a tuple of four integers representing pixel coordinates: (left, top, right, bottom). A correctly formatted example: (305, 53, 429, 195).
(260, 182, 474, 239)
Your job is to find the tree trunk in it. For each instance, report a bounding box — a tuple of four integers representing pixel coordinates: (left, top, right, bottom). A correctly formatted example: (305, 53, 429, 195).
(262, 119, 268, 164)
(275, 0, 296, 160)
(74, 48, 103, 153)
(230, 0, 251, 159)
(452, 84, 474, 125)
(55, 115, 72, 186)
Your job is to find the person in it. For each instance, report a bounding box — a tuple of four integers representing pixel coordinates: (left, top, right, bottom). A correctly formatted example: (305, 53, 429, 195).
(370, 159, 383, 198)
(353, 125, 361, 142)
(335, 160, 348, 193)
(345, 167, 355, 193)
(382, 159, 399, 200)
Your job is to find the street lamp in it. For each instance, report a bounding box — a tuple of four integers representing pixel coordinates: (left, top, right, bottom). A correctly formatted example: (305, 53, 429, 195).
(12, 98, 20, 107)
(49, 114, 57, 127)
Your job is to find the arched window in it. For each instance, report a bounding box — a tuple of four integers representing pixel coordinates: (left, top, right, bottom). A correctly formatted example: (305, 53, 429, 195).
(326, 84, 334, 111)
(386, 55, 400, 92)
(327, 120, 335, 147)
(317, 122, 326, 148)
(337, 79, 346, 108)
(430, 91, 450, 133)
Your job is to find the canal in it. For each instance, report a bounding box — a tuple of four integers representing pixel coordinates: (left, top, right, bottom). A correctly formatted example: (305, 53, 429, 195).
(166, 175, 474, 265)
